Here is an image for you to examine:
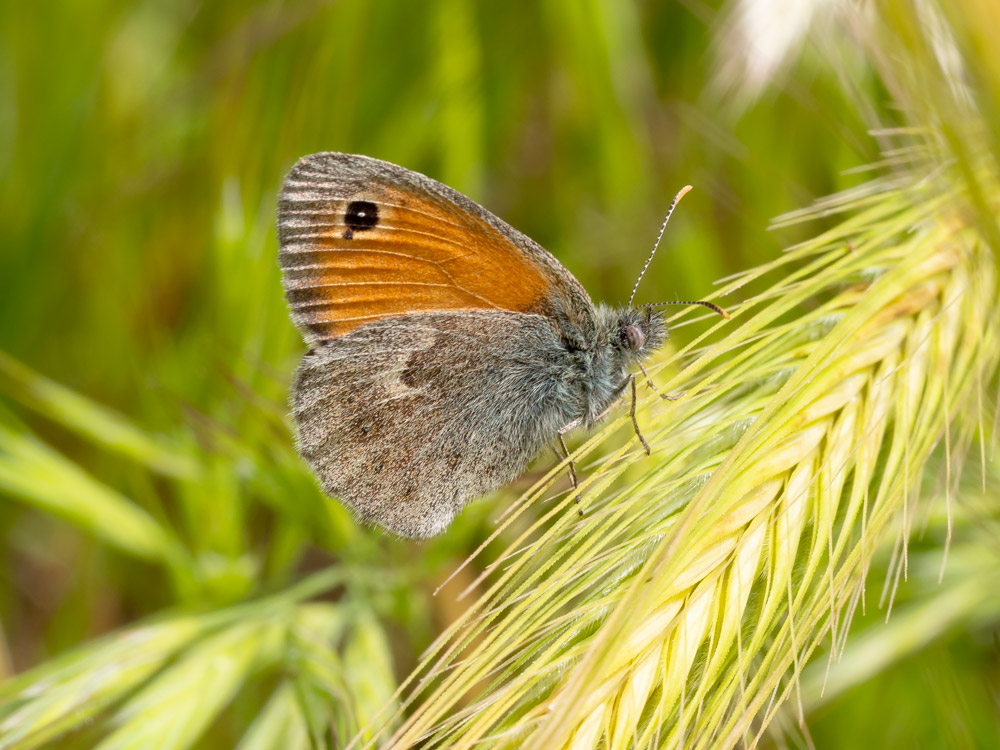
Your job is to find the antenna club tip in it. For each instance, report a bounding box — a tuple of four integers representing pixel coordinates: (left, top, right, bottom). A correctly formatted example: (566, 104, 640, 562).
(671, 184, 693, 207)
(704, 301, 731, 319)
(672, 185, 694, 204)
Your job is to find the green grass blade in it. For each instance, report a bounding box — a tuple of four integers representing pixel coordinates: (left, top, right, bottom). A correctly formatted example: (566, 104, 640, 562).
(235, 682, 311, 750)
(0, 352, 196, 479)
(0, 616, 210, 750)
(93, 618, 287, 750)
(0, 423, 184, 564)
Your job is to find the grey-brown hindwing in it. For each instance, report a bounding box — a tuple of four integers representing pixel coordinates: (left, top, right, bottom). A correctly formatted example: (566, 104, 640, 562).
(293, 310, 582, 538)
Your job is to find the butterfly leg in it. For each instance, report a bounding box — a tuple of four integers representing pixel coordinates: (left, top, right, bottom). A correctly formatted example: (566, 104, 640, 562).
(637, 360, 685, 401)
(630, 374, 652, 455)
(559, 417, 582, 434)
(553, 433, 583, 516)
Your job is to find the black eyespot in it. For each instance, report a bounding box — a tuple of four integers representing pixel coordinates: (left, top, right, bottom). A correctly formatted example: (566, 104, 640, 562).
(345, 200, 378, 231)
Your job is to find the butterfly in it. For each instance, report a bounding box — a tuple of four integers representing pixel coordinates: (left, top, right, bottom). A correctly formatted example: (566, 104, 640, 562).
(277, 153, 723, 538)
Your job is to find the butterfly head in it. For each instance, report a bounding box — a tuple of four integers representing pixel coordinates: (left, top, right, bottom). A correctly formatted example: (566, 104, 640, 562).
(617, 305, 667, 362)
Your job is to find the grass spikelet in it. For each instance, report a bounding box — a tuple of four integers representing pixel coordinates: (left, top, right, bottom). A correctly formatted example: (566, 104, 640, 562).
(362, 152, 1000, 748)
(0, 569, 394, 749)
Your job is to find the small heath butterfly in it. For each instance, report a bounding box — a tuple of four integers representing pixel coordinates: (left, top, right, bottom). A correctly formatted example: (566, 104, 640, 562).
(278, 153, 724, 538)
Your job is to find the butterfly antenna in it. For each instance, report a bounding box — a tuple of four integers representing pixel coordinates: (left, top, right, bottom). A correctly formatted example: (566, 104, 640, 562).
(628, 185, 693, 308)
(646, 299, 730, 319)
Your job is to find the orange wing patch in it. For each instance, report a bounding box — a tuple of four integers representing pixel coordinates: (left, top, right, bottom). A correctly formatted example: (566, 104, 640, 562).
(279, 161, 556, 342)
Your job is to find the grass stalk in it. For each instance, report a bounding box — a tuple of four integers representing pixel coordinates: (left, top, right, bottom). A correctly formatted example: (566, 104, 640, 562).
(369, 158, 1000, 748)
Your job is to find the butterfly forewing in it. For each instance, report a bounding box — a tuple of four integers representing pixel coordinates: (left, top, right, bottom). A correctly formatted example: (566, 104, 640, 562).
(278, 153, 593, 343)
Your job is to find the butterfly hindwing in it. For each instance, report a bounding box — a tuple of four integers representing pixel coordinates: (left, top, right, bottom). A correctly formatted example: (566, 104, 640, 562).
(293, 310, 578, 538)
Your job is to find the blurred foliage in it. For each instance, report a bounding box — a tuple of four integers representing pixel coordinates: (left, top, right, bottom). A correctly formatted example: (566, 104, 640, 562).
(0, 0, 997, 748)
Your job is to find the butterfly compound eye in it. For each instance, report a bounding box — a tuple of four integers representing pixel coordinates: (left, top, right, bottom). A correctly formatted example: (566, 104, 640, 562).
(624, 324, 645, 351)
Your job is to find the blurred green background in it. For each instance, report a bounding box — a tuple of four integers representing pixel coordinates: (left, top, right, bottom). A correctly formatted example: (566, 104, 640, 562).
(0, 1, 995, 747)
